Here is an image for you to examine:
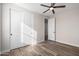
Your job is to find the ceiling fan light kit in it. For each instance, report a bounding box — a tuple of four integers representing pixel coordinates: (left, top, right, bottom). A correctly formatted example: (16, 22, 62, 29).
(49, 7, 54, 10)
(40, 3, 66, 14)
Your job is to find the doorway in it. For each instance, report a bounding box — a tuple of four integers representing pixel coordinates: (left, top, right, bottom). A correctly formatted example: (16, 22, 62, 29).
(45, 19, 48, 41)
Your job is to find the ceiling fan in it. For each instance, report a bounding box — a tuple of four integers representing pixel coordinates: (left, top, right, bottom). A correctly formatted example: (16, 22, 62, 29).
(40, 3, 66, 14)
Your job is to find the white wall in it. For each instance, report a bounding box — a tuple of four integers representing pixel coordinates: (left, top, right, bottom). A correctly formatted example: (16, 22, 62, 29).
(22, 9, 45, 45)
(56, 7, 79, 47)
(0, 4, 2, 53)
(2, 4, 45, 52)
(33, 14, 45, 43)
(2, 4, 11, 52)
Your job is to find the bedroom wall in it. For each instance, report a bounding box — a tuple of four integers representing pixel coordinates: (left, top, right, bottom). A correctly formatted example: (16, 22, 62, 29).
(56, 6, 79, 47)
(2, 4, 45, 52)
(0, 4, 2, 53)
(33, 13, 45, 43)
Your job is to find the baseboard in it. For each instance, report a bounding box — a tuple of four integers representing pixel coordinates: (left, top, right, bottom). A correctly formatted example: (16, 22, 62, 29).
(56, 40, 79, 48)
(1, 49, 10, 54)
(37, 40, 44, 43)
(0, 51, 1, 54)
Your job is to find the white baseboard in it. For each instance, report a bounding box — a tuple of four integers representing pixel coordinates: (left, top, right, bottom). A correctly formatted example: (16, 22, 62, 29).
(1, 49, 10, 54)
(56, 40, 79, 48)
(0, 51, 1, 54)
(37, 40, 44, 43)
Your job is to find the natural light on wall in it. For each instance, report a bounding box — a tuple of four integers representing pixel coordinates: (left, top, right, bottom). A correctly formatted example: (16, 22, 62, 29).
(21, 22, 37, 46)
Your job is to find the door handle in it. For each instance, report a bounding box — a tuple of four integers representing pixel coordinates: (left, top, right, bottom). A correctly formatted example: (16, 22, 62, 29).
(53, 32, 56, 33)
(10, 33, 12, 36)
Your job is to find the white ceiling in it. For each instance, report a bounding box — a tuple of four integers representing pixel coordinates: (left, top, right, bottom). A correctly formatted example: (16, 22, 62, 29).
(16, 3, 79, 17)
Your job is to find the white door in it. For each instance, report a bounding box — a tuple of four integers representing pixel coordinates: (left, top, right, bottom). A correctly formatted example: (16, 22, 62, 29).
(10, 8, 24, 49)
(48, 17, 56, 41)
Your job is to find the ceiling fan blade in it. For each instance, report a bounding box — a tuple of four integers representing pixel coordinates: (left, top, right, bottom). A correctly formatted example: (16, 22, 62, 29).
(52, 10, 55, 14)
(40, 4, 50, 8)
(51, 3, 56, 6)
(54, 5, 66, 8)
(43, 9, 50, 13)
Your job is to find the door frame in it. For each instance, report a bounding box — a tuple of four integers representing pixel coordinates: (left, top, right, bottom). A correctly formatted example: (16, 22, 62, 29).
(9, 8, 11, 51)
(54, 17, 56, 41)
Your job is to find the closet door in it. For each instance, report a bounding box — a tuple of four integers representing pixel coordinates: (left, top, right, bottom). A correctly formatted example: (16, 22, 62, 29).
(10, 8, 24, 49)
(48, 17, 56, 41)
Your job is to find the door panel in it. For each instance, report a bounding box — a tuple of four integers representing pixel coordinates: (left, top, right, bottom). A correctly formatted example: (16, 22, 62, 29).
(10, 8, 34, 50)
(10, 9, 24, 49)
(48, 17, 56, 41)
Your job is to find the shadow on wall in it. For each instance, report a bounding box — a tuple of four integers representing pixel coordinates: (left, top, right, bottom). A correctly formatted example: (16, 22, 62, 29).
(21, 22, 37, 45)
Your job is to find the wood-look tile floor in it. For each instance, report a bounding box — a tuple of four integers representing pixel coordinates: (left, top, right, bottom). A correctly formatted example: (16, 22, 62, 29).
(1, 40, 79, 56)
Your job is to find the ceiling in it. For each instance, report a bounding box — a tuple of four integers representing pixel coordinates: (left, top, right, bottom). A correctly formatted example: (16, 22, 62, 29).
(16, 3, 79, 17)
